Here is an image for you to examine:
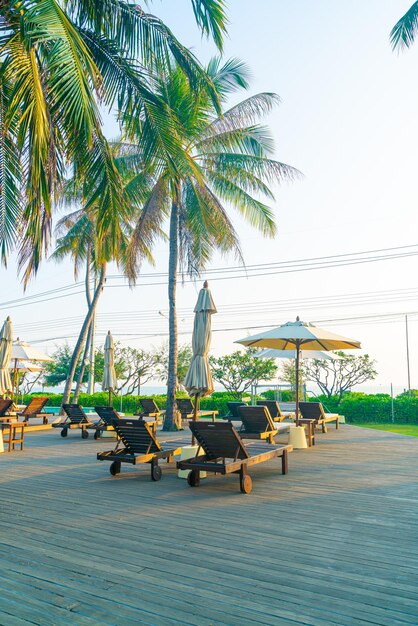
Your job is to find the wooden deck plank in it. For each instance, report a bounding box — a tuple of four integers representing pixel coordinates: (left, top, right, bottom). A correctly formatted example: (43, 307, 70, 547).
(0, 425, 417, 625)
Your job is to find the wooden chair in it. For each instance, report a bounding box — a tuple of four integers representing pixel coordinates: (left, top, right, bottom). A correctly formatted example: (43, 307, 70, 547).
(299, 402, 340, 433)
(52, 404, 97, 438)
(97, 419, 182, 481)
(238, 405, 289, 444)
(93, 406, 121, 439)
(17, 397, 49, 424)
(256, 400, 286, 422)
(177, 398, 218, 423)
(226, 401, 247, 420)
(177, 421, 292, 494)
(2, 422, 25, 451)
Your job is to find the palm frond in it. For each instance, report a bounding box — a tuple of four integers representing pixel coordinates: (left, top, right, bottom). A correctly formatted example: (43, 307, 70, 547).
(390, 2, 418, 49)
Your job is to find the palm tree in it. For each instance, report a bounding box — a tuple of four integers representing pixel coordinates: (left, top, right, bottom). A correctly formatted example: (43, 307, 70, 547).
(0, 0, 227, 282)
(390, 2, 418, 49)
(125, 58, 300, 429)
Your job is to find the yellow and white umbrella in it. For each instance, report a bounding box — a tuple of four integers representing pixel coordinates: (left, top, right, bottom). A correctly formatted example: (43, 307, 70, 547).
(0, 317, 13, 396)
(102, 331, 117, 405)
(184, 281, 217, 424)
(236, 317, 360, 424)
(10, 338, 52, 399)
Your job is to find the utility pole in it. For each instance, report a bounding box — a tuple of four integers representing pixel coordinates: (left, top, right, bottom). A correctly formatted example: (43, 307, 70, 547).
(405, 314, 411, 397)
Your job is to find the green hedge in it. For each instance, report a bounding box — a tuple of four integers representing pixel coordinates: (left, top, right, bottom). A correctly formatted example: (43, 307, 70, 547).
(23, 390, 418, 423)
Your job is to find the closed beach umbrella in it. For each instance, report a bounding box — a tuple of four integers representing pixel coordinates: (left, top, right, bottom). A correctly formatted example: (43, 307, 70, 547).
(236, 317, 360, 425)
(102, 331, 117, 405)
(184, 281, 217, 424)
(0, 317, 13, 396)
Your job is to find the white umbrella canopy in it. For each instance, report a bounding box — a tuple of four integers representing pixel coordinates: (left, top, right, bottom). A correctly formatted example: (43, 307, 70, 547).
(0, 316, 13, 396)
(102, 331, 117, 404)
(184, 281, 217, 422)
(10, 360, 43, 373)
(11, 339, 53, 363)
(236, 317, 361, 424)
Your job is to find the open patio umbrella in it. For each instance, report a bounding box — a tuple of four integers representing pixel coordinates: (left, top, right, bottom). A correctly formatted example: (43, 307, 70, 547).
(102, 331, 117, 405)
(11, 338, 52, 400)
(0, 317, 13, 397)
(236, 317, 360, 425)
(184, 281, 217, 433)
(256, 348, 342, 361)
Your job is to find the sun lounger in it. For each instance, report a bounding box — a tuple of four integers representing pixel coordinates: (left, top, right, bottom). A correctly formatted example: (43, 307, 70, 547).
(177, 421, 292, 494)
(17, 397, 49, 424)
(238, 405, 289, 444)
(97, 418, 182, 480)
(299, 402, 340, 432)
(137, 398, 165, 429)
(226, 401, 247, 420)
(52, 404, 97, 438)
(0, 398, 13, 417)
(256, 400, 286, 422)
(177, 398, 218, 423)
(93, 405, 122, 439)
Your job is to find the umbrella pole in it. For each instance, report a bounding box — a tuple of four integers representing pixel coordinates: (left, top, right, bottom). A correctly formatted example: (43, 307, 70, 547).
(295, 341, 300, 427)
(192, 394, 199, 446)
(109, 390, 112, 407)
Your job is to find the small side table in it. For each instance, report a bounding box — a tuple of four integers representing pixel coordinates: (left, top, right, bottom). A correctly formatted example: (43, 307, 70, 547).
(1, 422, 25, 452)
(298, 419, 316, 447)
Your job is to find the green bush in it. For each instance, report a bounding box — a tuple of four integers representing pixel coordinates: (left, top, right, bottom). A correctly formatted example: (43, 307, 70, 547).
(260, 389, 294, 401)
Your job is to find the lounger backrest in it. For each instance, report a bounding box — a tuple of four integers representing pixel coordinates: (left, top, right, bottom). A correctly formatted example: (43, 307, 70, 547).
(62, 404, 90, 424)
(227, 401, 247, 418)
(299, 402, 324, 421)
(94, 406, 120, 426)
(256, 400, 283, 419)
(113, 419, 161, 454)
(0, 398, 13, 416)
(238, 405, 276, 434)
(189, 421, 250, 460)
(177, 398, 194, 416)
(21, 396, 49, 416)
(139, 398, 160, 415)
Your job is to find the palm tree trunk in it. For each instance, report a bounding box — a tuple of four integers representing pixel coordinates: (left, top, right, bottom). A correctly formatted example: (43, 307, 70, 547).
(61, 265, 106, 410)
(163, 200, 179, 431)
(73, 253, 93, 404)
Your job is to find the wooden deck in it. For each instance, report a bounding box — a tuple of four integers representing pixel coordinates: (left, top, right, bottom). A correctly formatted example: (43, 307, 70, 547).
(0, 425, 417, 625)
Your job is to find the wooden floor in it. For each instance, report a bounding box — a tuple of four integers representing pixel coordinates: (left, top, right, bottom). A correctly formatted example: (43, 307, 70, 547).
(0, 425, 417, 626)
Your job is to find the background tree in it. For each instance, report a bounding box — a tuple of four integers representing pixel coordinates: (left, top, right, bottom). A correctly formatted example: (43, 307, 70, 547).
(155, 343, 193, 391)
(126, 58, 299, 429)
(304, 352, 378, 404)
(116, 347, 160, 395)
(279, 359, 306, 400)
(209, 350, 278, 398)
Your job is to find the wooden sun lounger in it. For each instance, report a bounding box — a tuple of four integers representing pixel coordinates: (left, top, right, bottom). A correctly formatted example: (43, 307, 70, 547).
(177, 398, 218, 423)
(17, 397, 49, 424)
(177, 421, 292, 494)
(226, 401, 247, 420)
(299, 402, 340, 433)
(97, 418, 182, 481)
(136, 398, 165, 428)
(52, 404, 97, 438)
(256, 400, 286, 422)
(0, 398, 13, 417)
(93, 405, 121, 439)
(238, 405, 289, 444)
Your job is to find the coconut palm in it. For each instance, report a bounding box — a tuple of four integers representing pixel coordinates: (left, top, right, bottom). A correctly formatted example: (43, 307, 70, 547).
(0, 0, 227, 282)
(125, 58, 300, 429)
(390, 2, 418, 49)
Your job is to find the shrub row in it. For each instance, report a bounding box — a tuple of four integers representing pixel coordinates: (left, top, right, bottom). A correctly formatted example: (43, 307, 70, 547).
(23, 390, 418, 423)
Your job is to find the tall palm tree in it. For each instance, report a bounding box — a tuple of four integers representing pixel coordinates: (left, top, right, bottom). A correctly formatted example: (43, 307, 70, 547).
(125, 58, 300, 429)
(390, 2, 418, 49)
(0, 0, 227, 282)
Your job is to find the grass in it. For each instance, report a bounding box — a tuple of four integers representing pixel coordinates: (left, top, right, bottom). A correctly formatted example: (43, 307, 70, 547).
(356, 424, 418, 437)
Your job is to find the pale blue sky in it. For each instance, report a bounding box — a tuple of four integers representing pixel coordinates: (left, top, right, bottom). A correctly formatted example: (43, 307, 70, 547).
(1, 0, 418, 391)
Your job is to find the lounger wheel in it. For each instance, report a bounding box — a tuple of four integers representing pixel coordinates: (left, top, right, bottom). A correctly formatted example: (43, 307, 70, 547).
(151, 465, 162, 481)
(109, 461, 121, 476)
(81, 429, 89, 439)
(93, 430, 100, 440)
(240, 474, 252, 494)
(187, 470, 200, 487)
(61, 427, 68, 437)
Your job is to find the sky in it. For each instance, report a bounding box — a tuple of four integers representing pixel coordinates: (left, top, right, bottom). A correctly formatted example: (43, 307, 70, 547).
(2, 0, 418, 393)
